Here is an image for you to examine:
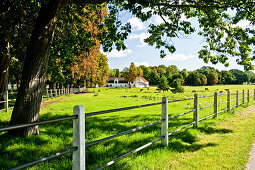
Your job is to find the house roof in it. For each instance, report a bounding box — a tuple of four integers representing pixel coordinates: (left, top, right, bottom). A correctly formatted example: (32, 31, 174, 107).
(140, 77, 149, 82)
(108, 77, 128, 83)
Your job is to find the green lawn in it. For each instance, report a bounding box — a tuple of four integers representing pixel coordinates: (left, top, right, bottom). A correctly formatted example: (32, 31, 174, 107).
(1, 85, 255, 169)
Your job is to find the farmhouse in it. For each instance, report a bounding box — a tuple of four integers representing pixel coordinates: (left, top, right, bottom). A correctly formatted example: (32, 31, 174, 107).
(107, 77, 149, 88)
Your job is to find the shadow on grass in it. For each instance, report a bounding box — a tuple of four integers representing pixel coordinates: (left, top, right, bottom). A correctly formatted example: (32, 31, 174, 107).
(198, 127, 233, 134)
(0, 112, 73, 169)
(0, 110, 233, 170)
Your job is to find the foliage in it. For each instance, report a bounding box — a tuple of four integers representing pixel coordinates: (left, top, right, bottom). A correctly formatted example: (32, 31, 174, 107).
(207, 72, 218, 85)
(171, 78, 184, 93)
(158, 76, 169, 92)
(47, 4, 109, 87)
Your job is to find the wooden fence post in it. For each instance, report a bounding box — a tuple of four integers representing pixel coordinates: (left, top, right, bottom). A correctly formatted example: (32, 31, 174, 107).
(5, 90, 8, 112)
(254, 89, 255, 101)
(73, 105, 85, 170)
(242, 90, 245, 104)
(236, 90, 239, 107)
(227, 91, 231, 111)
(161, 96, 168, 146)
(193, 94, 199, 128)
(55, 89, 57, 97)
(61, 88, 63, 95)
(247, 89, 250, 103)
(214, 92, 218, 118)
(58, 89, 60, 96)
(46, 89, 49, 100)
(50, 89, 53, 99)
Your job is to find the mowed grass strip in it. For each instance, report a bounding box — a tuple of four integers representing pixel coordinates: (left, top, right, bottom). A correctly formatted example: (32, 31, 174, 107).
(0, 85, 255, 169)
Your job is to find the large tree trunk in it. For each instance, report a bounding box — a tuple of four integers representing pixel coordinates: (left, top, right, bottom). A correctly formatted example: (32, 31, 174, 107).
(9, 0, 68, 137)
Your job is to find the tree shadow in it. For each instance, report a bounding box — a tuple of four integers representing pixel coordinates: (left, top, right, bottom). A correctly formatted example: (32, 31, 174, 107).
(197, 127, 233, 134)
(0, 109, 233, 169)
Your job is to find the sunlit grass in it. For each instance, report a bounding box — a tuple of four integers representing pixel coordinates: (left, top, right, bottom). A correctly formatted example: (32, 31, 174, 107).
(0, 85, 255, 169)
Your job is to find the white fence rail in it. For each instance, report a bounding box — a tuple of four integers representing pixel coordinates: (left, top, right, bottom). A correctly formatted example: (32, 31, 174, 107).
(0, 89, 254, 169)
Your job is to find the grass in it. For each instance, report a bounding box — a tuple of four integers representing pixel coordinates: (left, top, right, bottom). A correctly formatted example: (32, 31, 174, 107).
(0, 85, 255, 169)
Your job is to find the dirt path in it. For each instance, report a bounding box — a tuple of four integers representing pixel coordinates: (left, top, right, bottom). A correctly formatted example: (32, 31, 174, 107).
(247, 143, 255, 170)
(245, 105, 255, 170)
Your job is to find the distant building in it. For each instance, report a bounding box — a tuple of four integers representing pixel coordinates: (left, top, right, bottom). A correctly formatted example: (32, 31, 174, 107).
(107, 77, 149, 88)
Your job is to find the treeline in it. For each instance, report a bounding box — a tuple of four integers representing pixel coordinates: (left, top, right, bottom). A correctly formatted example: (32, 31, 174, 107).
(110, 64, 255, 86)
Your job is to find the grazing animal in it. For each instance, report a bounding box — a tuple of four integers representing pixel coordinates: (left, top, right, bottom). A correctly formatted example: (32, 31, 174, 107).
(140, 89, 143, 92)
(156, 88, 161, 93)
(192, 90, 196, 93)
(219, 91, 223, 93)
(205, 88, 209, 91)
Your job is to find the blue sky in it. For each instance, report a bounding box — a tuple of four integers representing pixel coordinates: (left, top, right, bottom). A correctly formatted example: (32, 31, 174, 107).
(102, 11, 250, 71)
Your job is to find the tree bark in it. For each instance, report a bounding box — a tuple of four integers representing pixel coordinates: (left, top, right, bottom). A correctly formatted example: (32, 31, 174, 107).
(0, 47, 10, 107)
(9, 0, 68, 137)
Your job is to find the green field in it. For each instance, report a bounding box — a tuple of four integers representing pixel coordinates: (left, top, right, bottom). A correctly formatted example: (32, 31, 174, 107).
(1, 85, 255, 169)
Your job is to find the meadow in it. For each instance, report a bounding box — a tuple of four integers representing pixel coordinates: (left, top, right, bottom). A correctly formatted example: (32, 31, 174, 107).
(1, 85, 255, 169)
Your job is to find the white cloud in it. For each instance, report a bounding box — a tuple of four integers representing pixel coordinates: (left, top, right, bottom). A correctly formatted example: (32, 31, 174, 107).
(106, 49, 132, 58)
(134, 61, 151, 67)
(129, 32, 150, 47)
(163, 53, 194, 61)
(128, 17, 146, 31)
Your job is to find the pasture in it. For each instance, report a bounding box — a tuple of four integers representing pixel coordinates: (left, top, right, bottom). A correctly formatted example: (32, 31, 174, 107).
(1, 85, 255, 169)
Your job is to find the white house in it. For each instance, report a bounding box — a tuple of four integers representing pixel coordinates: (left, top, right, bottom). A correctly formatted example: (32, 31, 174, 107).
(107, 77, 149, 88)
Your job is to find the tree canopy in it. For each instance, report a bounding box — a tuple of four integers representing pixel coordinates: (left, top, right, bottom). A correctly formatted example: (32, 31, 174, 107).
(2, 0, 255, 136)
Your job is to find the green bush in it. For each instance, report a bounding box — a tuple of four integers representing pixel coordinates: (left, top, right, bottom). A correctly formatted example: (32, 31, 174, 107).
(171, 78, 184, 93)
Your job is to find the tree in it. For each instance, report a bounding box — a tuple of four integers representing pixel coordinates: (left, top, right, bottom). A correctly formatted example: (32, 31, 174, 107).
(200, 74, 207, 86)
(124, 63, 138, 86)
(207, 72, 218, 85)
(172, 73, 184, 85)
(158, 76, 169, 92)
(220, 70, 236, 84)
(5, 0, 255, 136)
(0, 0, 40, 102)
(171, 78, 184, 93)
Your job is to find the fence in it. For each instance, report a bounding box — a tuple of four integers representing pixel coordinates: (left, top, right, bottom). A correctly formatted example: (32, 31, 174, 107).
(0, 87, 86, 112)
(0, 89, 254, 169)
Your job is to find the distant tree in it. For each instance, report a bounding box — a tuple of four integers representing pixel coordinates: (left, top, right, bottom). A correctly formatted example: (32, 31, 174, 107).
(137, 67, 143, 77)
(172, 73, 184, 85)
(158, 76, 169, 92)
(207, 72, 218, 85)
(123, 63, 138, 86)
(115, 69, 121, 77)
(200, 74, 207, 86)
(149, 69, 160, 85)
(171, 78, 184, 93)
(230, 69, 248, 84)
(251, 75, 255, 83)
(139, 65, 151, 80)
(221, 71, 236, 84)
(194, 78, 202, 86)
(186, 71, 200, 86)
(109, 69, 121, 77)
(180, 69, 189, 84)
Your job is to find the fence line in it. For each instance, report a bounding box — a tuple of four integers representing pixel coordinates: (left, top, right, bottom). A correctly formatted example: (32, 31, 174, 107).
(0, 87, 85, 112)
(0, 89, 255, 169)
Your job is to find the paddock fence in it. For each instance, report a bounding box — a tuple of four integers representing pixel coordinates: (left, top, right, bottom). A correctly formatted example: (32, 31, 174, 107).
(0, 87, 86, 112)
(0, 89, 254, 169)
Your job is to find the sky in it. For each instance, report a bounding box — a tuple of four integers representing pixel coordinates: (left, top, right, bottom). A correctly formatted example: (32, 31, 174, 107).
(101, 10, 252, 72)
